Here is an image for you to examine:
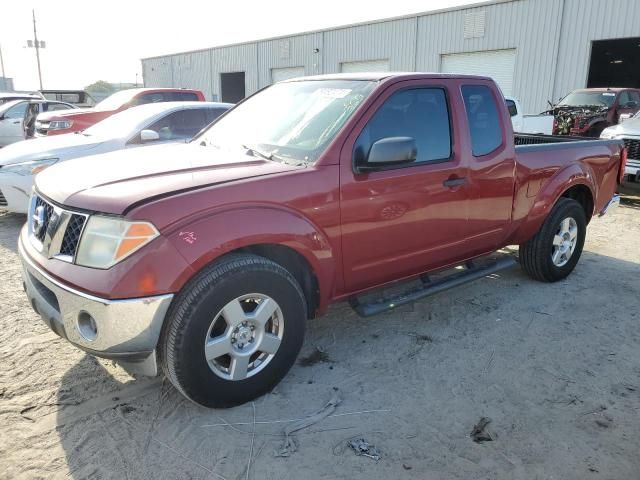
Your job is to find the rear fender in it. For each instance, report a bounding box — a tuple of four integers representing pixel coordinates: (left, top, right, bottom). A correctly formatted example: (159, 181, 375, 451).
(166, 206, 336, 312)
(510, 163, 595, 244)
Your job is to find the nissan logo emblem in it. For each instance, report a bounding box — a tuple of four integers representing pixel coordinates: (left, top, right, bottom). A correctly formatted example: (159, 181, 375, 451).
(32, 205, 45, 236)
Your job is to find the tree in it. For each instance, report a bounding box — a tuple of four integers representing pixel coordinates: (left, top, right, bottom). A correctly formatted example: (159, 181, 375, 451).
(84, 80, 115, 94)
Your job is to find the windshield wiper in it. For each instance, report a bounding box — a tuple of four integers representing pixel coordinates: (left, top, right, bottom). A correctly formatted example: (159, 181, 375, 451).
(242, 144, 285, 163)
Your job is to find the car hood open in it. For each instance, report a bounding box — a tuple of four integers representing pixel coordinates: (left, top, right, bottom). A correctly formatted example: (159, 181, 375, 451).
(35, 143, 303, 214)
(0, 133, 104, 167)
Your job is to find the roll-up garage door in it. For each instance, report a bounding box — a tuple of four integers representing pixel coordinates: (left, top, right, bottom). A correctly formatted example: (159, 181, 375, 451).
(340, 59, 390, 73)
(441, 49, 516, 96)
(271, 66, 305, 83)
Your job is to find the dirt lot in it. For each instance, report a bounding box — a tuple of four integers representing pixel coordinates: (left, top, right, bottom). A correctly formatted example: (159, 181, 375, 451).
(1, 185, 639, 480)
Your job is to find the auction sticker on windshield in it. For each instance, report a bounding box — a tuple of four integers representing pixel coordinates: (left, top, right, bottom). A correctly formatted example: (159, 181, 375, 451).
(317, 88, 352, 98)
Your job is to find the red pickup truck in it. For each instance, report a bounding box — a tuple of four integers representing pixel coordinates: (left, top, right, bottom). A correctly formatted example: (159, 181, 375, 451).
(34, 88, 205, 136)
(19, 73, 624, 408)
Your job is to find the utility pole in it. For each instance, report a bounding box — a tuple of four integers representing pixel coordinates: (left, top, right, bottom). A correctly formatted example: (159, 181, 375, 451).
(32, 9, 43, 90)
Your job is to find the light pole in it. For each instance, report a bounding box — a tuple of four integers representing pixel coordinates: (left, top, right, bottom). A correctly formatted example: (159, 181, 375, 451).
(26, 9, 46, 90)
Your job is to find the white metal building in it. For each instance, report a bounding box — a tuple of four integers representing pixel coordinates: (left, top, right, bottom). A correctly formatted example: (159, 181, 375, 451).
(141, 0, 640, 113)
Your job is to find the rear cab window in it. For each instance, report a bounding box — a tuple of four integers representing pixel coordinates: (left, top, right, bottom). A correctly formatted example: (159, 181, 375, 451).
(354, 87, 452, 166)
(461, 85, 503, 156)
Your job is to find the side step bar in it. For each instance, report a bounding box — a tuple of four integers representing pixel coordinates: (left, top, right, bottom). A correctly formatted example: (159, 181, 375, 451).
(349, 256, 517, 317)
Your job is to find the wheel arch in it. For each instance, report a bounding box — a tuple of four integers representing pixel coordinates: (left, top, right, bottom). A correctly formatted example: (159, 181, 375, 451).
(512, 163, 596, 244)
(166, 206, 336, 317)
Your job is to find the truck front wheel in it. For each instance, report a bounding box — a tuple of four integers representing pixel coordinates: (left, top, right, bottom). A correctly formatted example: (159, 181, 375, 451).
(159, 254, 307, 408)
(519, 197, 586, 282)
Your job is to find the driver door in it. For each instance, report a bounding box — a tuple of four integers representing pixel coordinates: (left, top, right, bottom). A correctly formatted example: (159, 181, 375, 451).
(339, 81, 470, 292)
(0, 102, 28, 146)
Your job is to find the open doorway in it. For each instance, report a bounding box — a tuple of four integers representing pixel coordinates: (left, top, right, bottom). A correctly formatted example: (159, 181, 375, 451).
(220, 72, 245, 103)
(587, 38, 640, 88)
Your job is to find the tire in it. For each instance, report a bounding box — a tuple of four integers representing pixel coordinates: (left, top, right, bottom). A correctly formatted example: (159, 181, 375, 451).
(159, 254, 307, 408)
(519, 197, 587, 282)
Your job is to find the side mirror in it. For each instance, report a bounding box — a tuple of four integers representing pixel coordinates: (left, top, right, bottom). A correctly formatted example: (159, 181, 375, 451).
(357, 137, 417, 172)
(140, 129, 160, 143)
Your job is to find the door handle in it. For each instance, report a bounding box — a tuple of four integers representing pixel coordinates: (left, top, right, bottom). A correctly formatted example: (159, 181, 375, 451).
(443, 177, 466, 188)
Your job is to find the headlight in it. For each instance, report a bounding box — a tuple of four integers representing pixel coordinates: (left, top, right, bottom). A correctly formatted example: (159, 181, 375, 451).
(75, 216, 159, 269)
(600, 129, 618, 139)
(48, 120, 73, 130)
(1, 158, 58, 176)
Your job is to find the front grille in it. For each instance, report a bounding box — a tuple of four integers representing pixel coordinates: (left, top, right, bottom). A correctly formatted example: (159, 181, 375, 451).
(0, 189, 6, 207)
(622, 138, 640, 160)
(30, 195, 87, 261)
(59, 214, 86, 256)
(34, 196, 54, 242)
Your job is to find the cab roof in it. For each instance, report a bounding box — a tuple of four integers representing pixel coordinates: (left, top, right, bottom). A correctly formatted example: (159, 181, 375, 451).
(283, 72, 493, 83)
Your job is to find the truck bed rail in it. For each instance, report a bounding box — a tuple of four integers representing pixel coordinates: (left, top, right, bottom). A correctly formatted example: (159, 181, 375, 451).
(514, 133, 597, 146)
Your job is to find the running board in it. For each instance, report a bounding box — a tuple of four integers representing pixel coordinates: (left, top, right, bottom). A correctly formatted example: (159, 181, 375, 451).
(349, 256, 517, 318)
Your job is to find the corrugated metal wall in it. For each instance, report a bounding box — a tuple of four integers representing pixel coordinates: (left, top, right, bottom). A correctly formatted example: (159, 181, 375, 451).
(142, 0, 640, 111)
(417, 0, 563, 111)
(257, 33, 323, 88)
(210, 43, 259, 101)
(322, 18, 417, 73)
(172, 50, 213, 100)
(142, 57, 174, 88)
(553, 0, 640, 103)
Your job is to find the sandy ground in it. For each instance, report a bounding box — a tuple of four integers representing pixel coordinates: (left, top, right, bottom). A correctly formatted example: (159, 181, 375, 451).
(1, 184, 639, 480)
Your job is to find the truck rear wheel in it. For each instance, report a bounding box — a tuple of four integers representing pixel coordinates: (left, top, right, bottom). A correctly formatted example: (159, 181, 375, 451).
(519, 197, 586, 282)
(159, 254, 307, 408)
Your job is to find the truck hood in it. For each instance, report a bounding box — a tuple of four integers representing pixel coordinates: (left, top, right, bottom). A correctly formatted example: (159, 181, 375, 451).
(35, 143, 303, 214)
(0, 133, 104, 166)
(37, 107, 95, 121)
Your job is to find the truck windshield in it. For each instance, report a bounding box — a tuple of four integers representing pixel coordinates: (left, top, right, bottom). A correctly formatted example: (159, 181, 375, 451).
(195, 80, 376, 163)
(558, 91, 616, 108)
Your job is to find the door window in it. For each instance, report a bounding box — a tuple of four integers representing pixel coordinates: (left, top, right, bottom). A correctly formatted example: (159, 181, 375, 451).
(354, 88, 452, 166)
(46, 102, 73, 112)
(168, 91, 199, 101)
(461, 85, 503, 156)
(618, 91, 631, 107)
(142, 108, 209, 141)
(133, 92, 165, 106)
(4, 102, 28, 119)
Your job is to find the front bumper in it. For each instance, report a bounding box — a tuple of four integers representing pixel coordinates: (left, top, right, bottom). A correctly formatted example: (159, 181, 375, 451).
(19, 240, 174, 375)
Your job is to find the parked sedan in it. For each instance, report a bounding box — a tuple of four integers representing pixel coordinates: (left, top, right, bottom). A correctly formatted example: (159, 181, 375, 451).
(0, 99, 77, 147)
(35, 88, 206, 137)
(601, 114, 640, 182)
(0, 101, 232, 212)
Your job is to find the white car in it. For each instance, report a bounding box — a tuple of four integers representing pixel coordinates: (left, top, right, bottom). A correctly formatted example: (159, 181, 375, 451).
(0, 101, 232, 213)
(0, 99, 77, 146)
(601, 114, 640, 182)
(504, 96, 554, 135)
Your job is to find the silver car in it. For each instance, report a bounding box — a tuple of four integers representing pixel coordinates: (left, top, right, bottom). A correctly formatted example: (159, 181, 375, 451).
(0, 101, 232, 212)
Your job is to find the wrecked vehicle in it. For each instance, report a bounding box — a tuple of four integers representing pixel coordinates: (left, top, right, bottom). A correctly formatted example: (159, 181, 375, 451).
(551, 88, 640, 137)
(19, 73, 625, 408)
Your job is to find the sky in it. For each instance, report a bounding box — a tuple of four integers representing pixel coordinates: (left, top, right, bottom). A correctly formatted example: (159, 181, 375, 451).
(1, 0, 478, 91)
